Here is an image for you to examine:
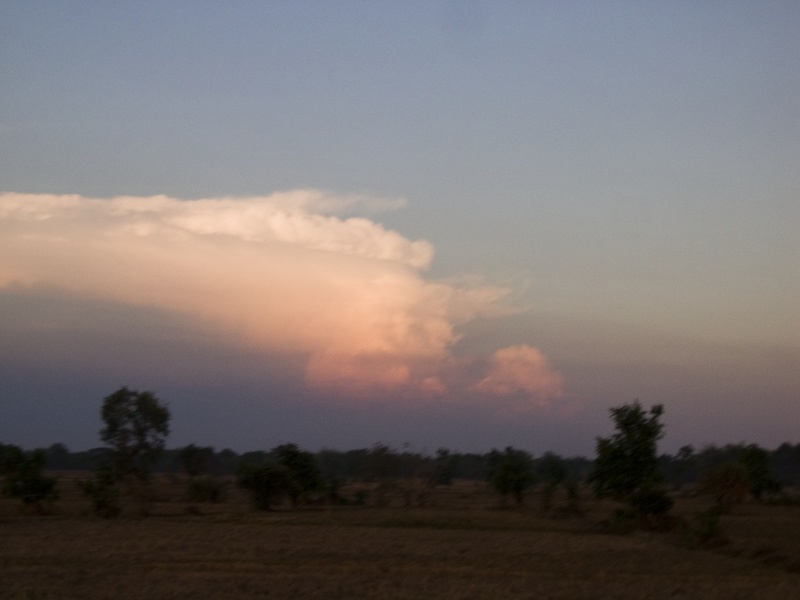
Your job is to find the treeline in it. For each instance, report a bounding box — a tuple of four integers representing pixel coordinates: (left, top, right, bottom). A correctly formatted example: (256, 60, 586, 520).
(11, 439, 800, 487)
(25, 442, 592, 484)
(2, 389, 800, 522)
(659, 442, 800, 488)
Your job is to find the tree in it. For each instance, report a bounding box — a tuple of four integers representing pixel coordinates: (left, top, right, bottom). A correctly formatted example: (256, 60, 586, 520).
(43, 443, 71, 470)
(365, 444, 401, 506)
(100, 386, 171, 482)
(233, 444, 322, 511)
(82, 386, 170, 516)
(538, 452, 566, 486)
(739, 444, 780, 500)
(271, 443, 322, 507)
(538, 452, 566, 512)
(236, 462, 292, 510)
(179, 444, 225, 505)
(432, 447, 457, 486)
(771, 442, 800, 486)
(487, 447, 535, 506)
(179, 444, 216, 478)
(589, 400, 671, 515)
(673, 444, 696, 490)
(1, 445, 58, 513)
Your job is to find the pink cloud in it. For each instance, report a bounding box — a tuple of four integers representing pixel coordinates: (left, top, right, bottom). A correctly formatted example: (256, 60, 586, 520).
(473, 344, 564, 407)
(0, 191, 563, 408)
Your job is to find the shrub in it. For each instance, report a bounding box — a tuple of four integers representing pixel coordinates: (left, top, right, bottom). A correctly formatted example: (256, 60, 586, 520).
(185, 475, 227, 503)
(739, 444, 780, 499)
(79, 467, 121, 518)
(236, 463, 292, 510)
(565, 480, 581, 512)
(1, 446, 59, 513)
(680, 506, 727, 548)
(487, 447, 535, 506)
(630, 487, 673, 517)
(271, 443, 322, 507)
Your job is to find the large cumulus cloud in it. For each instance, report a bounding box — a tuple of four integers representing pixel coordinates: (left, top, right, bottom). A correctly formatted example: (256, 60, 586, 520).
(0, 191, 563, 407)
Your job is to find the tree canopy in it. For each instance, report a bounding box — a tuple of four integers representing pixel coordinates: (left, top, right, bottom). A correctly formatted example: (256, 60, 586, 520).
(1, 444, 58, 511)
(487, 446, 535, 505)
(589, 400, 665, 501)
(100, 386, 171, 483)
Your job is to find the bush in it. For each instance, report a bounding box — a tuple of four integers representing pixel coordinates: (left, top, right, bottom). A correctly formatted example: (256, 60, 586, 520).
(79, 468, 121, 518)
(236, 463, 292, 510)
(630, 488, 673, 517)
(271, 443, 322, 506)
(185, 476, 227, 503)
(1, 446, 59, 513)
(739, 444, 781, 499)
(680, 506, 727, 548)
(487, 447, 535, 506)
(564, 481, 582, 513)
(603, 507, 640, 534)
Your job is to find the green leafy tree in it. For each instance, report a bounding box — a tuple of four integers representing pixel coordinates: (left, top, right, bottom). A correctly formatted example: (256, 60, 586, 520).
(487, 447, 535, 506)
(1, 445, 58, 513)
(589, 400, 672, 516)
(272, 443, 322, 507)
(82, 386, 170, 516)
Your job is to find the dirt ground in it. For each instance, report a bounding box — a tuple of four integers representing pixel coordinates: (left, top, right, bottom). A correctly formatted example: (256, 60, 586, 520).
(2, 476, 799, 600)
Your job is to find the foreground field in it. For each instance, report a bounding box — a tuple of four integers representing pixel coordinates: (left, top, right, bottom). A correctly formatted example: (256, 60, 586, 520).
(2, 479, 799, 599)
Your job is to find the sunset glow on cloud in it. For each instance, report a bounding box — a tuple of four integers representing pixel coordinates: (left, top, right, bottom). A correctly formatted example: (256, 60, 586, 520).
(0, 191, 563, 408)
(473, 345, 565, 407)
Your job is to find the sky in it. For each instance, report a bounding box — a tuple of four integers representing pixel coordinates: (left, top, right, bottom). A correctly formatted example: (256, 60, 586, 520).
(1, 2, 798, 457)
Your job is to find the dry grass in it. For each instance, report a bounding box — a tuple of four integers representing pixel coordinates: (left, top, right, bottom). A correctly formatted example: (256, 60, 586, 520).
(1, 476, 799, 599)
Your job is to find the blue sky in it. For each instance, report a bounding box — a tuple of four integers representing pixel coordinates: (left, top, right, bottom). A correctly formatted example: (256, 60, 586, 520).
(1, 2, 798, 456)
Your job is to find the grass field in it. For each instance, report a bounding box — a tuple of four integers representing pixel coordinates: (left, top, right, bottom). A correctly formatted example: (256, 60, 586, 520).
(2, 476, 799, 599)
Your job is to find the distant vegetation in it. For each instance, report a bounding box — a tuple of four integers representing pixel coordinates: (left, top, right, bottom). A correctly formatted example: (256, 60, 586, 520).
(13, 438, 799, 488)
(2, 391, 799, 519)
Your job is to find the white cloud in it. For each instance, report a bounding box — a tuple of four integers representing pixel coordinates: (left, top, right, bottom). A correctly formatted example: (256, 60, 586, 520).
(0, 191, 563, 406)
